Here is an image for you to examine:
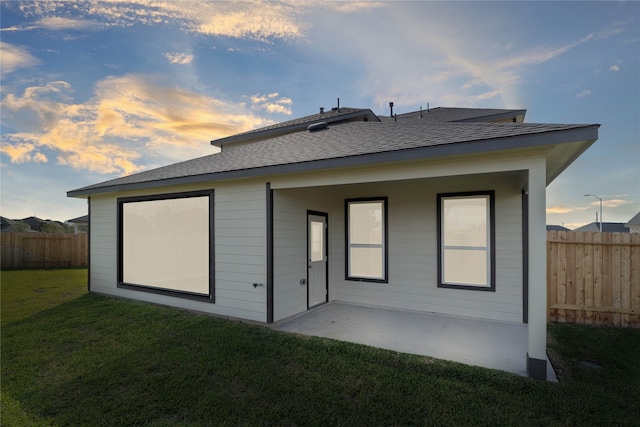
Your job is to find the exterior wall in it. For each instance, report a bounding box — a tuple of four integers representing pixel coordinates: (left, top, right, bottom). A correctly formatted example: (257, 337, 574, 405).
(88, 180, 267, 322)
(272, 187, 333, 321)
(89, 150, 541, 325)
(271, 152, 544, 323)
(328, 174, 525, 323)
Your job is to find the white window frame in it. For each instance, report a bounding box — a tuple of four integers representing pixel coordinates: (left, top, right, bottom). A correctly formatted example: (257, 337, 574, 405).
(437, 191, 495, 291)
(345, 197, 388, 283)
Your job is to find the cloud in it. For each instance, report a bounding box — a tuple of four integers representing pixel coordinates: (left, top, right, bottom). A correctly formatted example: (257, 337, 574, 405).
(164, 52, 194, 65)
(0, 139, 48, 164)
(610, 64, 620, 72)
(547, 206, 582, 215)
(599, 198, 632, 208)
(0, 42, 40, 74)
(37, 16, 99, 31)
(316, 2, 626, 111)
(0, 16, 98, 32)
(249, 93, 293, 115)
(10, 0, 379, 42)
(1, 75, 274, 175)
(576, 90, 591, 98)
(495, 34, 594, 70)
(12, 0, 312, 41)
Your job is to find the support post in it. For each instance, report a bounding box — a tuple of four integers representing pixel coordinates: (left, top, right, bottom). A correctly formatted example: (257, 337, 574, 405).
(527, 161, 548, 380)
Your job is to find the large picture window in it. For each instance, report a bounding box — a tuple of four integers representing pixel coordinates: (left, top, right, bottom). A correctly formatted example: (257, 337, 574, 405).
(118, 190, 214, 302)
(346, 197, 388, 282)
(437, 191, 495, 291)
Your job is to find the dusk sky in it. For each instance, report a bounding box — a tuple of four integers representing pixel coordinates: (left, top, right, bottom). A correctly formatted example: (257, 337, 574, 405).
(1, 1, 638, 229)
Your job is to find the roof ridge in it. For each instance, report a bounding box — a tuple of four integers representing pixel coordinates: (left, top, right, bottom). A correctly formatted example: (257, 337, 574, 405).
(210, 107, 378, 147)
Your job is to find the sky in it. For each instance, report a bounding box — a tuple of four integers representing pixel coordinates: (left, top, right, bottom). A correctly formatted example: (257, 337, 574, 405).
(1, 1, 638, 229)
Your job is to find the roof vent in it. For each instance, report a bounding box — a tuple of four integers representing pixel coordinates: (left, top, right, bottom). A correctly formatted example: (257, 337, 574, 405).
(319, 107, 324, 114)
(307, 122, 328, 132)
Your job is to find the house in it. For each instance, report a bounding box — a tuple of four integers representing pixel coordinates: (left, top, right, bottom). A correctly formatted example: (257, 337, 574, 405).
(15, 216, 67, 233)
(67, 215, 89, 234)
(20, 216, 48, 232)
(1, 216, 13, 232)
(624, 212, 640, 233)
(573, 222, 630, 232)
(67, 105, 599, 380)
(1, 216, 33, 232)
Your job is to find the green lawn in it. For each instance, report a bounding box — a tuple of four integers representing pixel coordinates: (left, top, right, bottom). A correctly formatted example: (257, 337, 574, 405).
(2, 269, 639, 426)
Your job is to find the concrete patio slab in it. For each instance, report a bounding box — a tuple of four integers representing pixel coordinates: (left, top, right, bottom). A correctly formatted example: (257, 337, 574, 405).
(273, 302, 557, 381)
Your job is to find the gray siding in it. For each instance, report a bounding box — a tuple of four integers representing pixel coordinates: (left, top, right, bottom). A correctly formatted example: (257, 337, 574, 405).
(272, 188, 332, 321)
(88, 181, 267, 322)
(329, 176, 524, 323)
(270, 171, 525, 324)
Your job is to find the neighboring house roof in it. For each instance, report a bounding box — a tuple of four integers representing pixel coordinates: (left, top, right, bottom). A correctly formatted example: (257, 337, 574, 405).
(67, 215, 89, 223)
(18, 216, 65, 232)
(573, 222, 630, 232)
(625, 212, 640, 228)
(546, 225, 570, 231)
(1, 216, 13, 231)
(21, 216, 47, 232)
(68, 106, 599, 198)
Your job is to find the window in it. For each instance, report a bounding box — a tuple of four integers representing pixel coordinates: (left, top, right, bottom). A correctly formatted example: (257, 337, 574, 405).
(346, 198, 388, 282)
(118, 190, 214, 302)
(437, 191, 495, 291)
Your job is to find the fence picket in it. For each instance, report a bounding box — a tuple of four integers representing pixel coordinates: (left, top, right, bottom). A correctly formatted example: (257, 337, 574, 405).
(1, 233, 88, 268)
(631, 234, 640, 327)
(583, 232, 594, 324)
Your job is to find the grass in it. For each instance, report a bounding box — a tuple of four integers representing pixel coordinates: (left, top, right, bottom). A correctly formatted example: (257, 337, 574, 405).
(1, 268, 87, 326)
(2, 269, 639, 426)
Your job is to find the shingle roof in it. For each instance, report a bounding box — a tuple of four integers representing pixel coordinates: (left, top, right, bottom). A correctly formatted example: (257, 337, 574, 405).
(547, 225, 570, 231)
(211, 107, 378, 147)
(67, 215, 89, 223)
(625, 212, 640, 227)
(378, 107, 526, 123)
(69, 120, 598, 197)
(573, 222, 630, 232)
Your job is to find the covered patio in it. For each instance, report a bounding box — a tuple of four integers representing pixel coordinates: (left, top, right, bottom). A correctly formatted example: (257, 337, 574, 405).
(273, 302, 557, 381)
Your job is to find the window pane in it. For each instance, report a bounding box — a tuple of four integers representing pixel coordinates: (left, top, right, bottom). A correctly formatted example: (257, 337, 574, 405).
(123, 196, 210, 294)
(310, 221, 324, 262)
(443, 197, 487, 247)
(443, 249, 488, 286)
(349, 202, 382, 245)
(350, 247, 383, 279)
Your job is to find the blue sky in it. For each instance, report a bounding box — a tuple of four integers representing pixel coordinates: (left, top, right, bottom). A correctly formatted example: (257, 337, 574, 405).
(1, 1, 638, 229)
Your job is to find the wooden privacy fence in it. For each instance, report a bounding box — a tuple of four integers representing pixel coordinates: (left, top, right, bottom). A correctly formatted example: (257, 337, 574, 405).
(1, 232, 88, 269)
(547, 231, 640, 328)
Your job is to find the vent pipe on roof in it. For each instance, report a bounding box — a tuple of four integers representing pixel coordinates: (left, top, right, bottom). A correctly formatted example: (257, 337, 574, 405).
(337, 98, 340, 112)
(319, 107, 324, 114)
(427, 102, 430, 112)
(389, 101, 394, 117)
(308, 122, 328, 132)
(419, 106, 423, 118)
(394, 113, 397, 122)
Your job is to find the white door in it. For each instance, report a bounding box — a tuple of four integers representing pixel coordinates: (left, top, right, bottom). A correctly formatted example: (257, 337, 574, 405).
(308, 213, 327, 308)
